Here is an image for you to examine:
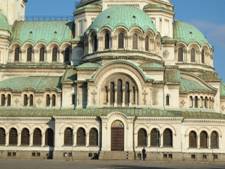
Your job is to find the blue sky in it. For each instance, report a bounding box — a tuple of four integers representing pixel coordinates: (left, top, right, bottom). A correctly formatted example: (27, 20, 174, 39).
(26, 0, 225, 81)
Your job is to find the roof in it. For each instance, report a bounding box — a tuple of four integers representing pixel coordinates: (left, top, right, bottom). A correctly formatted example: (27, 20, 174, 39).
(0, 11, 10, 32)
(141, 62, 164, 71)
(0, 76, 62, 92)
(12, 20, 73, 45)
(221, 82, 225, 97)
(88, 5, 157, 32)
(76, 62, 101, 70)
(174, 20, 210, 46)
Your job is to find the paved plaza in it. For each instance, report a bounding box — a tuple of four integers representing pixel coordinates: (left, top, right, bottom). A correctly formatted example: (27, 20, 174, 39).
(0, 160, 225, 169)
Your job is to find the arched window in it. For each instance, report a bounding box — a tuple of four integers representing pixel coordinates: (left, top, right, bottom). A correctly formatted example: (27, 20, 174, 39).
(46, 94, 51, 107)
(45, 128, 54, 147)
(77, 128, 86, 146)
(145, 36, 149, 51)
(39, 46, 45, 62)
(178, 47, 184, 62)
(33, 128, 42, 146)
(7, 94, 11, 106)
(14, 47, 20, 62)
(117, 79, 123, 106)
(64, 128, 73, 146)
(91, 32, 98, 52)
(150, 128, 160, 147)
(21, 128, 30, 146)
(1, 94, 5, 106)
(201, 49, 205, 64)
(205, 97, 208, 108)
(105, 31, 111, 49)
(52, 94, 56, 107)
(64, 46, 71, 64)
(110, 82, 115, 105)
(191, 48, 196, 62)
(133, 86, 136, 105)
(138, 128, 147, 147)
(211, 131, 219, 149)
(125, 82, 130, 106)
(194, 96, 198, 108)
(30, 94, 33, 107)
(200, 131, 208, 148)
(9, 128, 18, 146)
(27, 46, 33, 62)
(0, 128, 6, 145)
(166, 95, 170, 106)
(24, 94, 28, 106)
(52, 47, 58, 62)
(105, 86, 109, 104)
(89, 128, 98, 146)
(133, 33, 138, 49)
(189, 131, 197, 148)
(163, 129, 173, 147)
(118, 32, 125, 49)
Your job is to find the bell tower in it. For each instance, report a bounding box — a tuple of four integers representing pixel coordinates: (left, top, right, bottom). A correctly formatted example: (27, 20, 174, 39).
(0, 0, 27, 25)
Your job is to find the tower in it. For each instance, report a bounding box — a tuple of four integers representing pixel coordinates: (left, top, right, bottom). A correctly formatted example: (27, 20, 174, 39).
(0, 0, 27, 25)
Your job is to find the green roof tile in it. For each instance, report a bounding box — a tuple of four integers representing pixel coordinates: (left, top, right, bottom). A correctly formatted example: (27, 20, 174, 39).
(76, 62, 101, 70)
(221, 82, 225, 97)
(12, 21, 73, 45)
(0, 11, 10, 32)
(0, 76, 61, 92)
(88, 5, 157, 32)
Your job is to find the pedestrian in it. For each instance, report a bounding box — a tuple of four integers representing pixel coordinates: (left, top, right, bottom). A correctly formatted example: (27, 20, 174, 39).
(142, 147, 146, 161)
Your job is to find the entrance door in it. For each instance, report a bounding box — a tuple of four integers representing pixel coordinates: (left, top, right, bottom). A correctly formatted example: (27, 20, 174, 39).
(111, 120, 124, 151)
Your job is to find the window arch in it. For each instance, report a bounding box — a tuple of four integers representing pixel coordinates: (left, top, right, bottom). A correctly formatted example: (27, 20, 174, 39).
(52, 94, 56, 107)
(133, 33, 138, 49)
(21, 128, 30, 146)
(117, 79, 123, 106)
(27, 46, 33, 62)
(150, 128, 160, 147)
(191, 48, 196, 62)
(211, 131, 219, 149)
(166, 95, 170, 106)
(200, 131, 208, 148)
(105, 31, 111, 49)
(64, 128, 73, 146)
(89, 128, 98, 146)
(145, 36, 149, 51)
(91, 32, 98, 52)
(45, 128, 54, 147)
(30, 94, 33, 107)
(163, 128, 173, 147)
(138, 128, 147, 147)
(24, 94, 28, 106)
(39, 46, 45, 62)
(178, 47, 184, 62)
(7, 94, 11, 106)
(33, 128, 42, 146)
(52, 46, 58, 62)
(14, 46, 20, 62)
(189, 131, 197, 148)
(118, 32, 125, 49)
(0, 128, 6, 145)
(9, 128, 18, 146)
(77, 128, 86, 146)
(46, 94, 51, 107)
(201, 49, 205, 64)
(64, 46, 71, 64)
(1, 94, 5, 106)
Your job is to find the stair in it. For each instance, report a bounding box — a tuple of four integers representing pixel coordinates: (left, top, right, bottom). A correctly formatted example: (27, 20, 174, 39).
(99, 151, 134, 160)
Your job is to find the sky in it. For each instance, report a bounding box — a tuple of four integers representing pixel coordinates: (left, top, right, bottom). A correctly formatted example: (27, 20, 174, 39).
(26, 0, 225, 81)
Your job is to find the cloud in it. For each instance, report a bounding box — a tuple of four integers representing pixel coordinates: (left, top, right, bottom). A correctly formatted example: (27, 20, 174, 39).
(190, 20, 225, 48)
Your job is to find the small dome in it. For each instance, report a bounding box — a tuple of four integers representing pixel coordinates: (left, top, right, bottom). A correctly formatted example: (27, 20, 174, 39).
(0, 11, 10, 32)
(174, 21, 209, 46)
(88, 5, 157, 33)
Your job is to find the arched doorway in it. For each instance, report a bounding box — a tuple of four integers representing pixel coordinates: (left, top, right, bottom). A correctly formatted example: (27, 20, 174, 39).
(111, 120, 124, 151)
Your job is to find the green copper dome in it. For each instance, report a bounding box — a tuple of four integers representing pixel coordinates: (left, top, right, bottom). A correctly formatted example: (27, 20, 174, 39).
(0, 11, 10, 32)
(174, 20, 209, 46)
(88, 5, 157, 32)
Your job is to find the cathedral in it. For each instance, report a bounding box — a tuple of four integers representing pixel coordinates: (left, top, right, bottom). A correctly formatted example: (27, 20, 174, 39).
(0, 0, 224, 161)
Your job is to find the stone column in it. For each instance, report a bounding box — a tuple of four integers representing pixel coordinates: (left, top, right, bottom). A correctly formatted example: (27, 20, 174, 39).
(18, 132, 21, 146)
(122, 87, 125, 107)
(30, 132, 33, 146)
(73, 131, 77, 146)
(42, 133, 45, 147)
(86, 132, 89, 147)
(147, 134, 151, 147)
(130, 90, 133, 107)
(114, 87, 117, 107)
(6, 132, 9, 146)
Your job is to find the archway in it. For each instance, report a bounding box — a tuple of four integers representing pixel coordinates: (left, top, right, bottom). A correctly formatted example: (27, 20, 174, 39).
(111, 120, 124, 151)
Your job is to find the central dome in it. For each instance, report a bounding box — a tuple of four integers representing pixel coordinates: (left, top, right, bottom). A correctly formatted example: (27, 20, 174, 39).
(88, 5, 157, 32)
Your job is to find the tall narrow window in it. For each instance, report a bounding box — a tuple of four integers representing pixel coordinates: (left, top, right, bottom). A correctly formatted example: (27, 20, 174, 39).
(133, 86, 136, 104)
(33, 128, 42, 146)
(0, 128, 6, 145)
(200, 131, 208, 148)
(145, 36, 149, 51)
(194, 96, 198, 108)
(191, 48, 196, 62)
(138, 128, 147, 147)
(133, 33, 138, 49)
(21, 128, 30, 146)
(39, 47, 45, 62)
(64, 46, 71, 64)
(92, 33, 98, 52)
(9, 128, 18, 146)
(77, 128, 86, 146)
(110, 82, 115, 106)
(118, 32, 125, 49)
(45, 128, 54, 147)
(163, 129, 173, 147)
(190, 96, 194, 108)
(1, 94, 5, 106)
(189, 131, 197, 148)
(89, 128, 98, 146)
(52, 94, 56, 107)
(105, 86, 108, 104)
(64, 128, 73, 146)
(46, 94, 51, 107)
(14, 47, 20, 62)
(7, 94, 11, 106)
(211, 131, 219, 149)
(201, 49, 205, 64)
(205, 97, 208, 108)
(150, 128, 160, 147)
(105, 31, 111, 49)
(166, 95, 170, 106)
(178, 47, 184, 62)
(52, 47, 58, 62)
(27, 46, 33, 62)
(117, 79, 123, 106)
(30, 94, 33, 107)
(125, 82, 130, 106)
(24, 94, 28, 106)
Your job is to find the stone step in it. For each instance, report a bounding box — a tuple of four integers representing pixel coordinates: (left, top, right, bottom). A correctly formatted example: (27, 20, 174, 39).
(99, 151, 134, 160)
